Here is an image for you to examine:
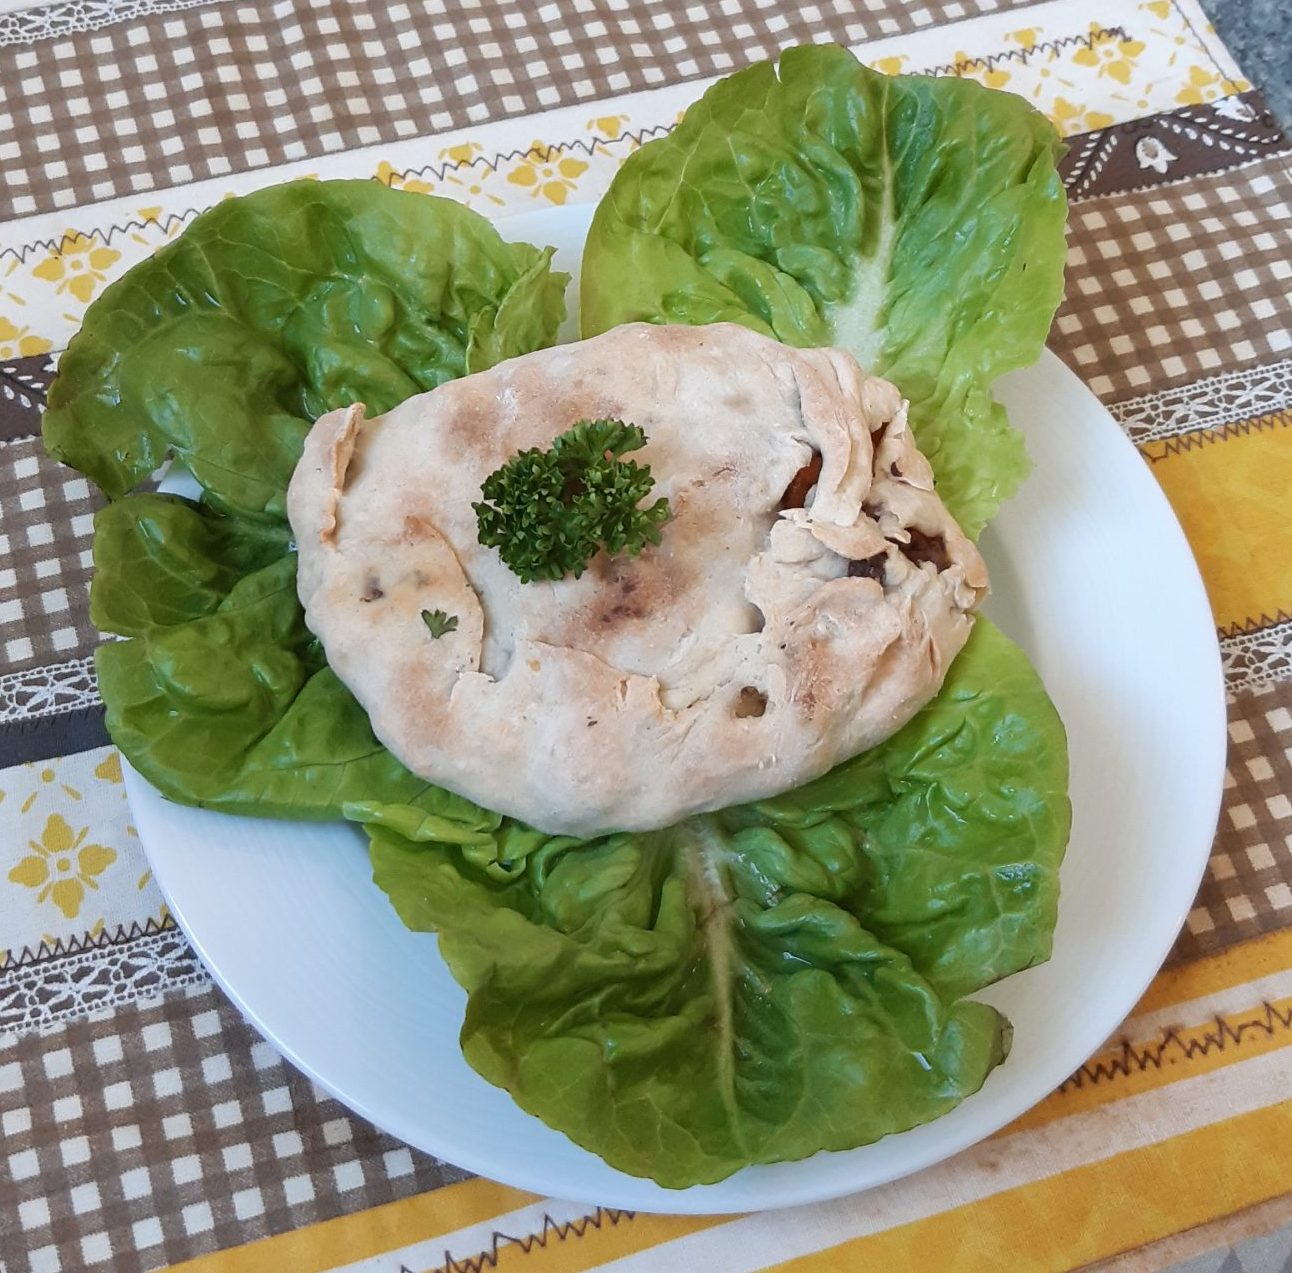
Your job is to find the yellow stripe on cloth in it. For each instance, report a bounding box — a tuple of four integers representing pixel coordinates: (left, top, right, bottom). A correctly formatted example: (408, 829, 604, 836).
(999, 930, 1292, 1134)
(1005, 994, 1292, 1134)
(428, 934, 1292, 1270)
(420, 1209, 730, 1273)
(414, 979, 1292, 1273)
(769, 1099, 1292, 1273)
(1132, 925, 1292, 1015)
(169, 1177, 537, 1273)
(1000, 928, 1292, 1135)
(173, 930, 1292, 1273)
(1142, 414, 1292, 633)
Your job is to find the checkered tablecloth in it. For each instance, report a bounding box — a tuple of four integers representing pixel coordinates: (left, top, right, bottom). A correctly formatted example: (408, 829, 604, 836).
(2, 1, 1291, 1270)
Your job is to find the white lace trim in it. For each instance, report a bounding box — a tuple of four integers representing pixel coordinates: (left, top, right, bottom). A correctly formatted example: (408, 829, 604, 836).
(0, 0, 226, 46)
(0, 926, 209, 1033)
(1109, 358, 1292, 446)
(1221, 616, 1292, 694)
(0, 654, 99, 724)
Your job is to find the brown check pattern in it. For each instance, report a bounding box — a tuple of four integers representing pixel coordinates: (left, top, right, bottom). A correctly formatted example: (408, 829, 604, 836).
(1052, 152, 1292, 403)
(1177, 680, 1292, 959)
(0, 0, 1050, 222)
(0, 984, 468, 1273)
(0, 436, 101, 676)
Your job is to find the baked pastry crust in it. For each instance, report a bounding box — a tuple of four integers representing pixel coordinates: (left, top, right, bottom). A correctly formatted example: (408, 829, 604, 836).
(289, 323, 987, 836)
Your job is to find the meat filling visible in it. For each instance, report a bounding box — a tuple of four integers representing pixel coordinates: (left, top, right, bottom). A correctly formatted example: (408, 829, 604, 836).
(846, 552, 888, 582)
(897, 528, 951, 572)
(779, 451, 823, 510)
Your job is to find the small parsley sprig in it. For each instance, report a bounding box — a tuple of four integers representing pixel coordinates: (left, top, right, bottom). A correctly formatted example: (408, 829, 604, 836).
(474, 418, 671, 583)
(421, 609, 458, 638)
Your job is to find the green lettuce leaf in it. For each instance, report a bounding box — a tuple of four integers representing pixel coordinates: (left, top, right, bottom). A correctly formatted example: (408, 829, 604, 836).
(45, 179, 568, 519)
(366, 619, 1068, 1186)
(55, 180, 566, 821)
(90, 493, 292, 638)
(580, 45, 1067, 535)
(733, 619, 1070, 999)
(95, 552, 422, 821)
(370, 819, 1007, 1188)
(90, 493, 490, 824)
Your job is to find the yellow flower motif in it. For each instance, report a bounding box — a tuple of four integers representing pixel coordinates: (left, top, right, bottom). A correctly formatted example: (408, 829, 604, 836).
(1072, 32, 1146, 86)
(1142, 0, 1171, 17)
(1175, 64, 1222, 106)
(586, 114, 642, 153)
(1050, 97, 1116, 135)
(954, 52, 1010, 89)
(95, 751, 124, 784)
(507, 142, 589, 206)
(384, 149, 493, 202)
(1008, 28, 1040, 51)
(442, 174, 506, 207)
(0, 316, 52, 360)
(870, 56, 907, 76)
(9, 813, 116, 920)
(31, 233, 120, 304)
(440, 141, 482, 165)
(1026, 58, 1080, 103)
(375, 161, 434, 195)
(586, 113, 629, 138)
(20, 764, 82, 813)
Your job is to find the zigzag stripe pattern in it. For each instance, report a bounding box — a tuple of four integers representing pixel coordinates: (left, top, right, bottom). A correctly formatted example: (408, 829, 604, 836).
(0, 913, 175, 972)
(0, 128, 677, 265)
(1142, 411, 1292, 461)
(0, 921, 206, 1033)
(919, 27, 1130, 80)
(430, 1208, 635, 1273)
(1, 209, 208, 264)
(1060, 1001, 1292, 1091)
(0, 27, 1136, 267)
(1220, 609, 1292, 639)
(382, 127, 674, 188)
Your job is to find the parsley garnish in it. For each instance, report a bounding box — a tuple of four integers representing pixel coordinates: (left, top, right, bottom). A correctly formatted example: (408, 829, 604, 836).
(421, 609, 459, 638)
(473, 418, 671, 583)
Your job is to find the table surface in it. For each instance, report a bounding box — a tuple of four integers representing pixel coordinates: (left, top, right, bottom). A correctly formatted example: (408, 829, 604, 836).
(2, 1, 1291, 1271)
(1201, 0, 1292, 128)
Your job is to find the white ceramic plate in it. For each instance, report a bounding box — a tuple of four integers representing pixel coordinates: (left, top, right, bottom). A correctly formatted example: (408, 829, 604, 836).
(127, 204, 1225, 1214)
